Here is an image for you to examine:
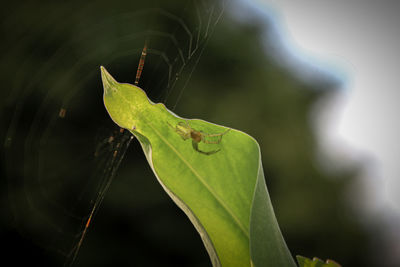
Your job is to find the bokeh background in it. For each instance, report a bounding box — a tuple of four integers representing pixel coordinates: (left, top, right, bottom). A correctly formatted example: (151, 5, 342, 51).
(1, 0, 399, 266)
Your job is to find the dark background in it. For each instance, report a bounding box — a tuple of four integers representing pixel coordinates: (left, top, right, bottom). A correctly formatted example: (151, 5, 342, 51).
(0, 0, 387, 266)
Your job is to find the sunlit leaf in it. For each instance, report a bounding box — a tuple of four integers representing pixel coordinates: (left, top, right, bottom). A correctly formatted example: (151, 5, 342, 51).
(101, 66, 295, 267)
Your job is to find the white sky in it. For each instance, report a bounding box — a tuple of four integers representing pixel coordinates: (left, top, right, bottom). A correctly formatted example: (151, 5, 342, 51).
(238, 0, 400, 216)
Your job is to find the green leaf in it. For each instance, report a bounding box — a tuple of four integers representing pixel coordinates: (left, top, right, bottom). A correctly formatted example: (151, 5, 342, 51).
(101, 66, 296, 267)
(296, 255, 342, 267)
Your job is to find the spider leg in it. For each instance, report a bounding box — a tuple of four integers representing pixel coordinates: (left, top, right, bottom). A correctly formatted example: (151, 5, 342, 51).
(184, 120, 191, 128)
(177, 120, 193, 131)
(203, 128, 231, 137)
(202, 129, 230, 144)
(167, 121, 175, 130)
(202, 139, 222, 144)
(192, 140, 220, 155)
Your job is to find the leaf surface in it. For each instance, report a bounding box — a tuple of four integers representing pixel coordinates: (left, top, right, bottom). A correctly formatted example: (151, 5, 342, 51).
(101, 66, 295, 267)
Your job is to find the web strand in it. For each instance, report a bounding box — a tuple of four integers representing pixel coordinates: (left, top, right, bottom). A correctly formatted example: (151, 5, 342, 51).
(3, 1, 227, 266)
(66, 39, 150, 265)
(134, 40, 148, 85)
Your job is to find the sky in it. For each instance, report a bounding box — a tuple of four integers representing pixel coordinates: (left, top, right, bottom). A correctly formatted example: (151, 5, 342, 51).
(236, 0, 400, 217)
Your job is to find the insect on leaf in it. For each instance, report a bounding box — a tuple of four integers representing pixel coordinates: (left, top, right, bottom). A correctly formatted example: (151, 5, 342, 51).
(101, 66, 296, 267)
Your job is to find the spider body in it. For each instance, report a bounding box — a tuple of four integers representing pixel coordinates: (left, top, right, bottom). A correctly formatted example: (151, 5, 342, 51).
(168, 121, 230, 155)
(190, 130, 202, 143)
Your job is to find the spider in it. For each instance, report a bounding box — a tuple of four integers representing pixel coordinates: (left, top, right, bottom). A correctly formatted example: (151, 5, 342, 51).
(168, 121, 230, 155)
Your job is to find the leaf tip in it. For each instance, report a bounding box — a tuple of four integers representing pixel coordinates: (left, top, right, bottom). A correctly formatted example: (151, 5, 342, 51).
(100, 66, 118, 95)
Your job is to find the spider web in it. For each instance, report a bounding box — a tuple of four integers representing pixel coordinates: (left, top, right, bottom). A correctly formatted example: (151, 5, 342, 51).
(1, 0, 226, 266)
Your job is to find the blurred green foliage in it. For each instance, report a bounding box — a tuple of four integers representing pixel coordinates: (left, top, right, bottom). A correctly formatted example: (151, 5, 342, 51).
(296, 255, 341, 267)
(1, 0, 371, 266)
